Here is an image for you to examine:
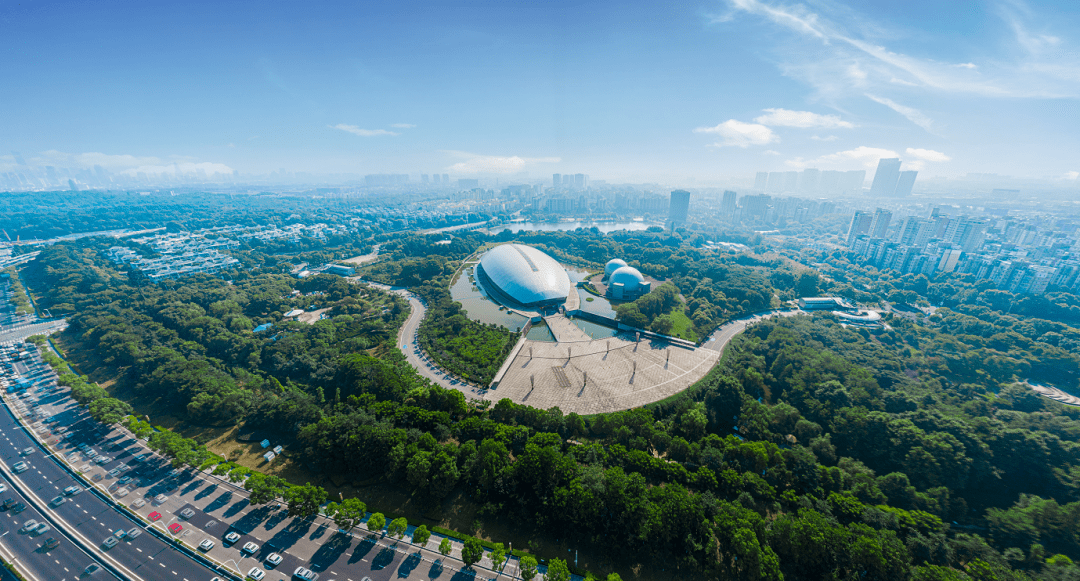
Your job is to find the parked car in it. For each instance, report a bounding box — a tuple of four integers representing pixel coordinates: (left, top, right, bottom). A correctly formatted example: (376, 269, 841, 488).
(242, 541, 260, 554)
(198, 538, 215, 551)
(154, 494, 168, 504)
(118, 476, 132, 485)
(167, 523, 183, 534)
(265, 553, 283, 567)
(148, 512, 161, 522)
(131, 499, 146, 509)
(293, 567, 320, 581)
(247, 567, 265, 581)
(224, 532, 241, 544)
(179, 508, 195, 519)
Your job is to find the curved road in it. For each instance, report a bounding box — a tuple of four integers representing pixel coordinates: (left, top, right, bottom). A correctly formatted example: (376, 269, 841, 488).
(354, 280, 482, 397)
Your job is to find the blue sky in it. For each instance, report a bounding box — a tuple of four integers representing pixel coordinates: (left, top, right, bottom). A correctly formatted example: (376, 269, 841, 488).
(1, 0, 1078, 182)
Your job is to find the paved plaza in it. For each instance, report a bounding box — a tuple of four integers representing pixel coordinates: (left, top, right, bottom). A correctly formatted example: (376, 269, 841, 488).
(483, 328, 720, 414)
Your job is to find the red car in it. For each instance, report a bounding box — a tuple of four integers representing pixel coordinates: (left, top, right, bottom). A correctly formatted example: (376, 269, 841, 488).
(167, 523, 183, 534)
(148, 512, 161, 522)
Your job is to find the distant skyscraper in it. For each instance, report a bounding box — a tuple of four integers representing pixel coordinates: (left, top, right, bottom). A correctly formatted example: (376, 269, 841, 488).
(442, 173, 449, 184)
(842, 170, 866, 193)
(846, 211, 873, 245)
(894, 170, 917, 197)
(819, 170, 842, 192)
(421, 174, 429, 183)
(870, 158, 902, 197)
(553, 173, 561, 187)
(754, 172, 768, 190)
(799, 169, 820, 192)
(869, 208, 892, 239)
(669, 190, 691, 226)
(721, 190, 737, 215)
(783, 171, 798, 192)
(574, 173, 586, 189)
(766, 172, 784, 193)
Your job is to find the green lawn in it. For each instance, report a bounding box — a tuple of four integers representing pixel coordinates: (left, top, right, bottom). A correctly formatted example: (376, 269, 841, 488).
(668, 308, 697, 342)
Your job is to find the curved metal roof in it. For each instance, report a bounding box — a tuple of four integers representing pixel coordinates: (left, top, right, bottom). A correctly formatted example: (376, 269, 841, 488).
(604, 258, 628, 278)
(610, 265, 645, 286)
(479, 244, 571, 307)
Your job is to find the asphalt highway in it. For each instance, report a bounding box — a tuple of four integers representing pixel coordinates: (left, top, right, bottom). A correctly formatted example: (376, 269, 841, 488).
(0, 397, 219, 581)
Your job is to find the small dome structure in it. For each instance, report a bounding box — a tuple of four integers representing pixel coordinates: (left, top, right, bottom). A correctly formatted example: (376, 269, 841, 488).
(604, 258, 628, 278)
(610, 266, 645, 286)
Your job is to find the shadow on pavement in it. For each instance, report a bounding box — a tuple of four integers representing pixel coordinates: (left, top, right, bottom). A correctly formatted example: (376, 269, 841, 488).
(371, 546, 396, 570)
(309, 531, 352, 569)
(451, 569, 478, 581)
(233, 505, 270, 532)
(263, 509, 288, 530)
(222, 498, 250, 518)
(308, 522, 329, 541)
(397, 552, 421, 577)
(194, 484, 217, 501)
(204, 492, 233, 513)
(348, 537, 377, 564)
(267, 518, 313, 549)
(428, 559, 445, 579)
(180, 480, 201, 496)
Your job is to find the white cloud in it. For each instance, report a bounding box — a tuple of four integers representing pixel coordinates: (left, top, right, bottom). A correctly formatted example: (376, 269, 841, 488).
(442, 151, 561, 174)
(866, 94, 934, 131)
(754, 108, 854, 128)
(717, 0, 1080, 99)
(905, 147, 951, 162)
(1064, 171, 1079, 180)
(331, 124, 398, 137)
(811, 135, 839, 141)
(120, 162, 234, 176)
(390, 123, 416, 129)
(785, 145, 899, 169)
(762, 150, 781, 156)
(694, 119, 777, 147)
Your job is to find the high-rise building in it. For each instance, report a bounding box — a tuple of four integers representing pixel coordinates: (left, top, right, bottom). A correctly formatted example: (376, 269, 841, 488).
(870, 158, 902, 196)
(740, 194, 771, 219)
(669, 190, 691, 226)
(846, 211, 873, 245)
(432, 174, 441, 184)
(574, 173, 586, 189)
(421, 174, 429, 183)
(819, 170, 842, 192)
(841, 170, 866, 193)
(720, 190, 737, 215)
(894, 171, 917, 197)
(553, 173, 561, 187)
(442, 173, 449, 184)
(799, 169, 820, 192)
(766, 172, 784, 193)
(754, 172, 768, 190)
(869, 208, 892, 239)
(783, 171, 799, 192)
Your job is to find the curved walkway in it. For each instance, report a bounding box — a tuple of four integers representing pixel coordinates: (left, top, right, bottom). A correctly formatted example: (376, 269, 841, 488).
(352, 280, 484, 398)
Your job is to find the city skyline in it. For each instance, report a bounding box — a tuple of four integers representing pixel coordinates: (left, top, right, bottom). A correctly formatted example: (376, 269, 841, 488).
(1, 0, 1078, 184)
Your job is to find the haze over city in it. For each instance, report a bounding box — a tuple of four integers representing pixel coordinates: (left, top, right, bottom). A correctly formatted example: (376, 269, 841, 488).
(3, 0, 1079, 184)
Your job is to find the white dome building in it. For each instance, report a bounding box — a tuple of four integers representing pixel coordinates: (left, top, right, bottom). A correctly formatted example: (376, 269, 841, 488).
(604, 258, 628, 279)
(477, 244, 572, 308)
(607, 265, 651, 300)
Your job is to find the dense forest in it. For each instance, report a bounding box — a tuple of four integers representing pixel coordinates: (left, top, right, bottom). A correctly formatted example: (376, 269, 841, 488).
(19, 224, 1080, 580)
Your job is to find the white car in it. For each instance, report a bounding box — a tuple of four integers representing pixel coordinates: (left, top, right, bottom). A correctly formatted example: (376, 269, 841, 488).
(153, 494, 168, 504)
(21, 519, 38, 532)
(224, 532, 241, 544)
(247, 567, 265, 580)
(0, 483, 6, 493)
(265, 552, 283, 566)
(199, 538, 215, 551)
(242, 541, 259, 554)
(293, 567, 319, 581)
